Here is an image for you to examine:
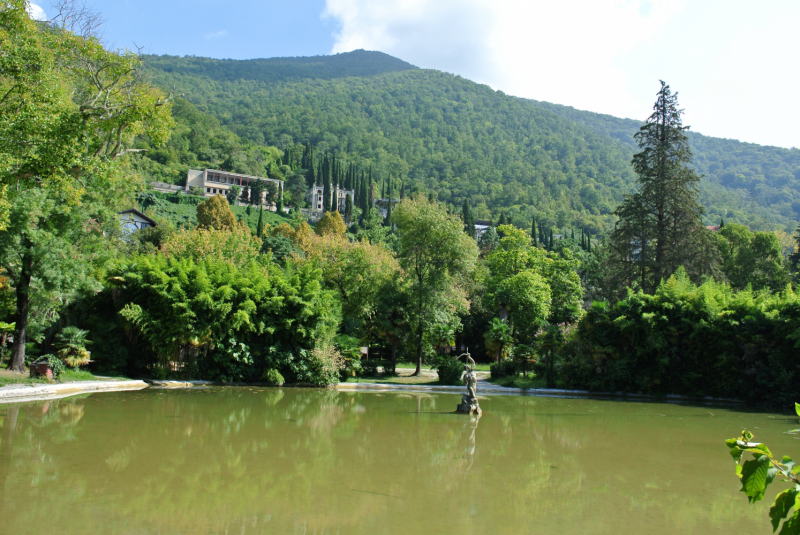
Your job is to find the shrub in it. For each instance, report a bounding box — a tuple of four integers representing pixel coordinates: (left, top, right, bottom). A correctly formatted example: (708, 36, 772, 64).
(490, 360, 518, 379)
(360, 359, 380, 376)
(436, 357, 464, 385)
(262, 368, 285, 385)
(557, 270, 800, 408)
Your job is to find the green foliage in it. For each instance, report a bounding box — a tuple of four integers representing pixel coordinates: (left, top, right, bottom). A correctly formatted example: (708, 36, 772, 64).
(559, 270, 800, 407)
(196, 195, 237, 230)
(434, 356, 464, 385)
(716, 223, 789, 291)
(393, 195, 479, 373)
(532, 99, 800, 232)
(143, 51, 800, 235)
(262, 368, 285, 385)
(92, 254, 339, 383)
(53, 326, 91, 369)
(490, 360, 518, 379)
(607, 82, 714, 296)
(726, 407, 800, 534)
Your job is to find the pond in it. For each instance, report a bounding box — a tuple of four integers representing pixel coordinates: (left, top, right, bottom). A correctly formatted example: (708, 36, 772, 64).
(0, 387, 794, 534)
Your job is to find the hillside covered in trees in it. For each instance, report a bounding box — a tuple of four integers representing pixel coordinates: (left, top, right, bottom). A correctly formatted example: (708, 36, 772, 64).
(138, 51, 800, 233)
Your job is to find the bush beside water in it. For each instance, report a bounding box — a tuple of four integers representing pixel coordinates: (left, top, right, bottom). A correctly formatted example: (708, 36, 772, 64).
(556, 271, 800, 408)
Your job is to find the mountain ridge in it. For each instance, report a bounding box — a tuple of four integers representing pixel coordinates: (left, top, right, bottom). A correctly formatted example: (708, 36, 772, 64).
(141, 50, 800, 233)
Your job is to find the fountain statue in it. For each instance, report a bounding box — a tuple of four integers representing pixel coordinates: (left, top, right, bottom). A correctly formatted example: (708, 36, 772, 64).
(456, 353, 481, 415)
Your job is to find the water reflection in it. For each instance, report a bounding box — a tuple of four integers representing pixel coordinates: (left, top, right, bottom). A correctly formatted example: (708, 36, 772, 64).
(0, 388, 784, 534)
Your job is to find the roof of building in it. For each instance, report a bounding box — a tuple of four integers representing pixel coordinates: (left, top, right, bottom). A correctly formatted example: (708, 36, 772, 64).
(706, 225, 721, 232)
(118, 209, 156, 226)
(200, 169, 282, 182)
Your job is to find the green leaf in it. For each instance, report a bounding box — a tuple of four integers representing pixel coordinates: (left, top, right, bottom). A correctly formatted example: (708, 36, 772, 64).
(772, 489, 799, 531)
(740, 455, 772, 503)
(795, 403, 800, 419)
(779, 508, 800, 535)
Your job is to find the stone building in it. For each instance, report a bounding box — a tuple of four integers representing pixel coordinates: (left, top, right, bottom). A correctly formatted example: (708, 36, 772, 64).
(305, 184, 354, 213)
(184, 169, 283, 206)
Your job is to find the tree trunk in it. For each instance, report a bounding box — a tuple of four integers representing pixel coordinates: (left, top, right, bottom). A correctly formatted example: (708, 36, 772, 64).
(390, 344, 397, 375)
(413, 324, 423, 376)
(9, 263, 31, 373)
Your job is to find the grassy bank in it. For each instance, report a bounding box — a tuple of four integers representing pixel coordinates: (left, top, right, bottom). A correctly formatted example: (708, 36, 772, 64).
(0, 366, 122, 387)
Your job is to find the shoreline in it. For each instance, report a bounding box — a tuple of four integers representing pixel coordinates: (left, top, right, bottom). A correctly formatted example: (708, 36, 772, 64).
(0, 379, 149, 403)
(0, 376, 744, 406)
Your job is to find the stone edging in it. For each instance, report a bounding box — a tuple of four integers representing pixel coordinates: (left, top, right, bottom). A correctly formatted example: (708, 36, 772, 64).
(336, 380, 744, 404)
(0, 380, 148, 404)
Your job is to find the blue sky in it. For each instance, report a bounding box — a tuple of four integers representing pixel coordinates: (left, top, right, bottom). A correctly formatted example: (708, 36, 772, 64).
(30, 0, 800, 149)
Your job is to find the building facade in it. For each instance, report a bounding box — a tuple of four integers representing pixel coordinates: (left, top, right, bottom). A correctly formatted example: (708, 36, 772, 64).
(305, 184, 354, 213)
(184, 169, 283, 207)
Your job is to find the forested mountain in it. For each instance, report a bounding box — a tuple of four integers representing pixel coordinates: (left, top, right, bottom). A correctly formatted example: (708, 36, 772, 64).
(530, 100, 800, 231)
(140, 50, 800, 233)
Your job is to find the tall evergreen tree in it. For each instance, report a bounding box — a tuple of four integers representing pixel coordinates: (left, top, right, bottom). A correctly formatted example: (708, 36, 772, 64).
(587, 233, 592, 253)
(256, 206, 264, 238)
(571, 229, 575, 241)
(323, 156, 332, 213)
(531, 215, 537, 245)
(276, 183, 284, 214)
(400, 181, 406, 200)
(607, 81, 713, 294)
(549, 229, 554, 250)
(462, 199, 476, 238)
(344, 193, 353, 224)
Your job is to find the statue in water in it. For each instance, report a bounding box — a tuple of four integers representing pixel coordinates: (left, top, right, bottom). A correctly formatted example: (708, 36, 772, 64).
(456, 353, 481, 415)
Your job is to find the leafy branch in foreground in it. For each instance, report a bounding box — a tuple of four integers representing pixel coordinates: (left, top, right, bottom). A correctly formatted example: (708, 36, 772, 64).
(726, 404, 800, 533)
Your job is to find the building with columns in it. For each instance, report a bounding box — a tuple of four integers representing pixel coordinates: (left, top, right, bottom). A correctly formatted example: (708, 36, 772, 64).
(183, 169, 283, 207)
(305, 184, 354, 213)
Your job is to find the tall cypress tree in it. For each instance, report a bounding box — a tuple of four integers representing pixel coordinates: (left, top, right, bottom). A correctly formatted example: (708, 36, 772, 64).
(571, 229, 575, 241)
(306, 151, 316, 188)
(344, 193, 353, 224)
(587, 233, 592, 253)
(531, 215, 537, 245)
(322, 155, 331, 213)
(608, 81, 712, 294)
(462, 199, 476, 238)
(276, 183, 284, 214)
(400, 181, 406, 200)
(549, 229, 554, 250)
(256, 206, 264, 238)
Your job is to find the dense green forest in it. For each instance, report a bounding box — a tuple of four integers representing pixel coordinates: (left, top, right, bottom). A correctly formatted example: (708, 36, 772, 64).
(138, 51, 800, 233)
(531, 100, 800, 231)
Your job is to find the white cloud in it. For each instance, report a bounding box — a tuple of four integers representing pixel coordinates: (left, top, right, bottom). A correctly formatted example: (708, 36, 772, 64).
(204, 30, 228, 40)
(27, 2, 47, 21)
(323, 0, 800, 148)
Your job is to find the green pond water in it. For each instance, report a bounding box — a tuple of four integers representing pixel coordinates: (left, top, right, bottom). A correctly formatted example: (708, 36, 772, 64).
(0, 387, 795, 534)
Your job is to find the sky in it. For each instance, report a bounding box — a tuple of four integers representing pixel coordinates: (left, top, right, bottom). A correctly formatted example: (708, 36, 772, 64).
(30, 0, 800, 149)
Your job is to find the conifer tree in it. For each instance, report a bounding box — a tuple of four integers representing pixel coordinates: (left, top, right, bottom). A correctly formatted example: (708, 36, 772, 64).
(344, 193, 353, 224)
(462, 199, 476, 238)
(607, 81, 713, 294)
(531, 215, 537, 245)
(323, 159, 331, 213)
(277, 183, 284, 214)
(384, 195, 393, 226)
(400, 181, 406, 200)
(720, 218, 725, 228)
(256, 206, 264, 237)
(587, 233, 592, 253)
(549, 229, 554, 250)
(571, 229, 575, 241)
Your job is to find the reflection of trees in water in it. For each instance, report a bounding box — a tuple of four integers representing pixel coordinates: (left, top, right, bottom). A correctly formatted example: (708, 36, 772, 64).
(0, 390, 770, 534)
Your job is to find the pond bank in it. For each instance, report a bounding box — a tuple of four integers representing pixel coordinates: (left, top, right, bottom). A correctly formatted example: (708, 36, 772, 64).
(0, 379, 148, 403)
(337, 379, 745, 405)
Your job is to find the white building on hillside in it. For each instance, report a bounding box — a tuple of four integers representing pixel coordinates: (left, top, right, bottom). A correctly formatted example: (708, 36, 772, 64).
(305, 184, 354, 213)
(184, 169, 283, 207)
